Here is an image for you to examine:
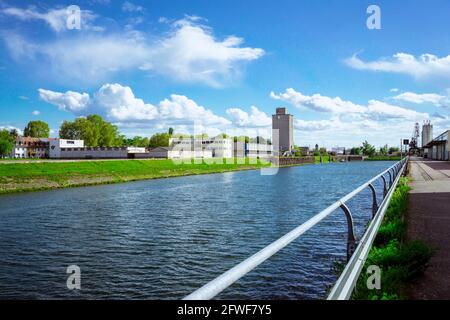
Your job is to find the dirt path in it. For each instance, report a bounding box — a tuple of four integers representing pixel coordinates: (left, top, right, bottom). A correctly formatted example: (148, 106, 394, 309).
(406, 157, 450, 299)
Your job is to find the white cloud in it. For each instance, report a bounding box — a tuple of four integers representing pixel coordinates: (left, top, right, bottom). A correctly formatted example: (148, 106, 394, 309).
(2, 16, 264, 86)
(122, 2, 144, 13)
(366, 100, 428, 121)
(1, 6, 102, 32)
(270, 88, 427, 121)
(0, 125, 23, 135)
(38, 83, 230, 128)
(393, 91, 448, 107)
(226, 106, 271, 127)
(38, 89, 90, 113)
(270, 88, 365, 114)
(390, 88, 399, 92)
(345, 52, 450, 79)
(31, 110, 40, 116)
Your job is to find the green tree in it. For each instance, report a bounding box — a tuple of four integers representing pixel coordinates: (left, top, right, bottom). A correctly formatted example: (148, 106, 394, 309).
(0, 139, 13, 157)
(379, 144, 389, 156)
(24, 120, 49, 138)
(59, 115, 121, 147)
(319, 147, 327, 155)
(168, 127, 174, 135)
(350, 147, 362, 155)
(361, 140, 376, 157)
(389, 147, 400, 154)
(148, 132, 170, 148)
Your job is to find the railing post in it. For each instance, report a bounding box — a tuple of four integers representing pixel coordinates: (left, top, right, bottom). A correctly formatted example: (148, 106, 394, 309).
(387, 170, 392, 187)
(381, 175, 387, 197)
(340, 203, 357, 261)
(368, 183, 378, 218)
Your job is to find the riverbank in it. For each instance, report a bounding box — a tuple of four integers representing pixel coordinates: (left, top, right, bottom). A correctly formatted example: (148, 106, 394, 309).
(351, 164, 434, 300)
(0, 158, 273, 195)
(0, 156, 339, 195)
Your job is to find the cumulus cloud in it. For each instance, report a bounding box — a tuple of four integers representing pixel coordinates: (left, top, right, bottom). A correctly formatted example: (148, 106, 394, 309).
(38, 89, 90, 112)
(38, 83, 230, 128)
(2, 14, 264, 86)
(31, 110, 40, 116)
(226, 106, 271, 127)
(345, 52, 450, 79)
(270, 88, 365, 114)
(270, 88, 427, 121)
(366, 100, 428, 121)
(393, 91, 449, 107)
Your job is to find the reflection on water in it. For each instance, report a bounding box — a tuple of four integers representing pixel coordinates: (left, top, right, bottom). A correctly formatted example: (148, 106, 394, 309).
(0, 161, 393, 299)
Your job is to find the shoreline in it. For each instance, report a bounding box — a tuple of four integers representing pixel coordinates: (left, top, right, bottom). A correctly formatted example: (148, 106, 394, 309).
(0, 159, 322, 196)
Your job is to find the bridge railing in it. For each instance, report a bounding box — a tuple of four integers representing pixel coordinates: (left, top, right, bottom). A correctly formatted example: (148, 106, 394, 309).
(184, 157, 409, 300)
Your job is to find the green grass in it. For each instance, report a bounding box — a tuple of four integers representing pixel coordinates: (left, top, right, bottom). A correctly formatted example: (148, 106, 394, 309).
(367, 156, 402, 161)
(0, 158, 270, 194)
(314, 155, 334, 163)
(352, 178, 433, 300)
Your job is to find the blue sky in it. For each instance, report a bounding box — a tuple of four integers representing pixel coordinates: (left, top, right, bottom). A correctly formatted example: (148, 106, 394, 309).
(1, 0, 450, 148)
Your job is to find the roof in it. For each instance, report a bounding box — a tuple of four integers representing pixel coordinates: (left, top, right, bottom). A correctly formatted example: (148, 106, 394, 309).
(149, 146, 172, 152)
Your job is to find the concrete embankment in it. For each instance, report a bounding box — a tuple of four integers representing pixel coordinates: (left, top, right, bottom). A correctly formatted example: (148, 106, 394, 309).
(406, 157, 450, 299)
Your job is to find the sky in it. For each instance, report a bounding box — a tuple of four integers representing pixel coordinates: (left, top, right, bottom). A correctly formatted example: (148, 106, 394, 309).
(1, 0, 450, 149)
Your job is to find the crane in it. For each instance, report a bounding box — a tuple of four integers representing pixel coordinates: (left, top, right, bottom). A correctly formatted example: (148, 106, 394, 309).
(409, 122, 420, 155)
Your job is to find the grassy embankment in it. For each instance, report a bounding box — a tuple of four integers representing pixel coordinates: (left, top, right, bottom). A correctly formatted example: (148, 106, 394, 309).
(366, 156, 402, 161)
(0, 155, 335, 194)
(0, 158, 272, 194)
(351, 177, 432, 300)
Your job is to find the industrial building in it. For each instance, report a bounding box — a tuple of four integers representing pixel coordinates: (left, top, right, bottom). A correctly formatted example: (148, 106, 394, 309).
(147, 146, 212, 159)
(169, 136, 233, 158)
(423, 130, 449, 161)
(272, 107, 294, 155)
(421, 121, 433, 158)
(233, 142, 272, 158)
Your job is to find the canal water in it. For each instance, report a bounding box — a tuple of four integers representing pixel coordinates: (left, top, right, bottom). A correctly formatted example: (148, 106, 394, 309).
(0, 161, 394, 299)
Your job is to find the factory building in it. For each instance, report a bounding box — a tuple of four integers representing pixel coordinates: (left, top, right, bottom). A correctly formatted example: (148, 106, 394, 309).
(233, 142, 272, 159)
(169, 136, 233, 158)
(423, 130, 450, 161)
(272, 107, 294, 155)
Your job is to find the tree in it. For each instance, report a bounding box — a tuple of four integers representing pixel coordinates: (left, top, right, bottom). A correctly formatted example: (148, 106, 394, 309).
(148, 133, 170, 148)
(0, 129, 15, 157)
(0, 139, 13, 157)
(350, 147, 362, 155)
(168, 127, 174, 135)
(319, 147, 327, 155)
(361, 140, 376, 157)
(389, 147, 400, 154)
(59, 115, 121, 147)
(24, 120, 49, 138)
(379, 144, 388, 156)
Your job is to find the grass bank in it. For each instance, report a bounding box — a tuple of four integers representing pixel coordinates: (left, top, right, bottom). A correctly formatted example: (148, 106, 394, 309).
(352, 177, 432, 300)
(367, 156, 402, 161)
(0, 158, 270, 195)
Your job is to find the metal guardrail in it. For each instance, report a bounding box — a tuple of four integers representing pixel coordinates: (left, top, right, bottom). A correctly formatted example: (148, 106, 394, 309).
(184, 157, 409, 300)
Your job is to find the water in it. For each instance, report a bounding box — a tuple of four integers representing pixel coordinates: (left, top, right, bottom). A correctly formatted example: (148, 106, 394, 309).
(0, 161, 393, 299)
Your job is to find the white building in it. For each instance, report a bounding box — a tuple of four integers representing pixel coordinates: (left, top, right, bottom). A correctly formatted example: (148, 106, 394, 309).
(49, 139, 85, 159)
(233, 141, 272, 158)
(147, 146, 212, 159)
(11, 137, 49, 159)
(169, 137, 233, 158)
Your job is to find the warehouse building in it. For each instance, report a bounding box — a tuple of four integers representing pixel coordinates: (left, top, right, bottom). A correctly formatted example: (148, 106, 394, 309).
(423, 130, 450, 161)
